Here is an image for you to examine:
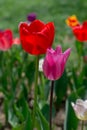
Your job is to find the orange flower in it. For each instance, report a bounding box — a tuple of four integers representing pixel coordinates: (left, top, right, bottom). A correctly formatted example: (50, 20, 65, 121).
(66, 15, 79, 27)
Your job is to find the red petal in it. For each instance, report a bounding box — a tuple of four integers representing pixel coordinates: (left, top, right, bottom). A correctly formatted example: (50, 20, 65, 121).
(0, 29, 13, 51)
(19, 20, 55, 55)
(28, 20, 45, 33)
(83, 21, 87, 29)
(21, 33, 50, 55)
(46, 22, 55, 46)
(73, 26, 87, 42)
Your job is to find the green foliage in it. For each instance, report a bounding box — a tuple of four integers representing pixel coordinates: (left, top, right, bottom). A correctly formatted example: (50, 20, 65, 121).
(64, 87, 85, 130)
(37, 106, 49, 130)
(41, 103, 56, 122)
(0, 0, 87, 130)
(55, 70, 68, 105)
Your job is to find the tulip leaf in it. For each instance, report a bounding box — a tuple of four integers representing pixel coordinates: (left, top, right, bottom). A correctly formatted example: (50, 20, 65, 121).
(16, 95, 33, 129)
(64, 98, 79, 130)
(64, 87, 85, 130)
(37, 106, 49, 130)
(55, 70, 68, 105)
(44, 80, 51, 100)
(12, 124, 24, 130)
(41, 103, 56, 122)
(8, 107, 19, 127)
(75, 40, 83, 56)
(25, 61, 35, 87)
(72, 68, 84, 90)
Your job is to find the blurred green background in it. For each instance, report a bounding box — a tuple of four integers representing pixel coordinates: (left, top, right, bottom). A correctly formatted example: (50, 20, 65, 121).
(0, 0, 87, 38)
(0, 0, 87, 70)
(0, 1, 87, 130)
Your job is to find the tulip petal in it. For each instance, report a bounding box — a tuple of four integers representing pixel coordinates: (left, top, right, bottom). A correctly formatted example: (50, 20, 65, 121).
(71, 99, 87, 120)
(19, 20, 55, 55)
(43, 45, 71, 80)
(66, 15, 79, 27)
(63, 48, 71, 63)
(21, 33, 52, 55)
(28, 20, 45, 33)
(72, 21, 87, 42)
(55, 45, 62, 54)
(83, 21, 87, 29)
(0, 30, 13, 51)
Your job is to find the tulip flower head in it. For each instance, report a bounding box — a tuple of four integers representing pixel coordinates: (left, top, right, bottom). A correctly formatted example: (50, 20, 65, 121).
(43, 45, 71, 80)
(66, 15, 79, 27)
(0, 29, 13, 51)
(71, 99, 87, 120)
(19, 20, 55, 55)
(73, 21, 87, 42)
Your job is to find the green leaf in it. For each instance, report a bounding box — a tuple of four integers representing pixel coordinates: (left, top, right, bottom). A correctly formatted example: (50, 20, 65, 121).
(37, 107, 49, 130)
(12, 124, 24, 130)
(8, 107, 19, 127)
(41, 103, 56, 122)
(55, 70, 68, 105)
(64, 87, 85, 130)
(13, 104, 24, 122)
(44, 80, 50, 100)
(17, 95, 33, 130)
(72, 68, 83, 90)
(24, 105, 32, 130)
(64, 98, 78, 130)
(25, 61, 35, 87)
(75, 40, 83, 56)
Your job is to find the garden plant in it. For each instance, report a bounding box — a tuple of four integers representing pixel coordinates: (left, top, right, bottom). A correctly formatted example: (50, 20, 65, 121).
(0, 1, 87, 130)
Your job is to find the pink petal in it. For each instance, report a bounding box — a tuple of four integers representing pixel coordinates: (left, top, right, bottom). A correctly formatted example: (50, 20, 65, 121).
(63, 48, 71, 63)
(13, 37, 20, 45)
(55, 45, 62, 54)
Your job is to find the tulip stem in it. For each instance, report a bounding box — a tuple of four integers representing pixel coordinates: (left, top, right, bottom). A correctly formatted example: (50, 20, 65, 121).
(33, 56, 39, 129)
(81, 120, 84, 130)
(50, 81, 54, 130)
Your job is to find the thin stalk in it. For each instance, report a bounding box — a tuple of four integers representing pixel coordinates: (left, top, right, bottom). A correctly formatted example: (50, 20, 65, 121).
(81, 120, 84, 130)
(39, 73, 45, 100)
(50, 81, 54, 130)
(32, 56, 39, 129)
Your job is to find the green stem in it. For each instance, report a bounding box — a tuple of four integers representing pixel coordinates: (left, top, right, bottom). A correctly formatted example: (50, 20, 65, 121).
(81, 120, 84, 130)
(32, 56, 39, 129)
(39, 73, 45, 100)
(50, 81, 54, 130)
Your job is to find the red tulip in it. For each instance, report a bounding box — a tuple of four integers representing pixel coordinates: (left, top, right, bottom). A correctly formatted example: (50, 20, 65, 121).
(72, 21, 87, 42)
(0, 29, 13, 51)
(19, 20, 55, 55)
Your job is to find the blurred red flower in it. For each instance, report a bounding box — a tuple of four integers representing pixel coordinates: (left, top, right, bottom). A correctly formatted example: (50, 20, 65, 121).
(0, 29, 13, 51)
(73, 21, 87, 42)
(19, 20, 55, 55)
(13, 37, 20, 45)
(83, 55, 87, 63)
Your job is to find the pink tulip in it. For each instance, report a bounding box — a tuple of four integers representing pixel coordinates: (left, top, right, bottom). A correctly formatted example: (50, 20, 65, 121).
(43, 45, 71, 80)
(0, 29, 13, 51)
